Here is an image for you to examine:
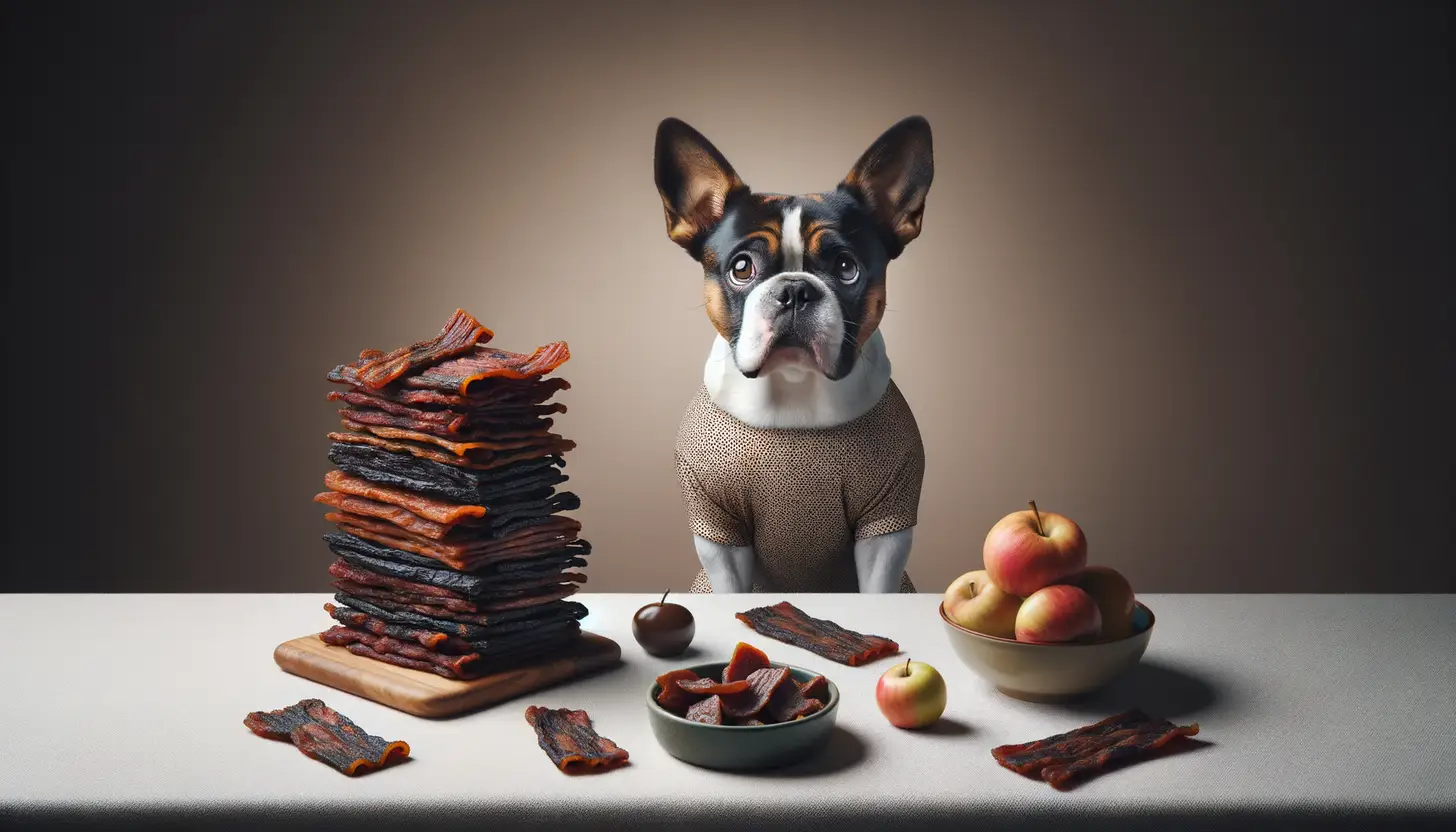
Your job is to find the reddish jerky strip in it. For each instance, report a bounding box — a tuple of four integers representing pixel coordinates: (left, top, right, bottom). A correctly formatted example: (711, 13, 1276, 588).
(350, 376, 571, 409)
(686, 695, 724, 725)
(340, 406, 555, 440)
(406, 342, 572, 393)
(340, 417, 564, 454)
(676, 678, 751, 695)
(992, 710, 1200, 790)
(327, 309, 492, 390)
(722, 642, 771, 683)
(328, 390, 465, 429)
(244, 698, 409, 776)
(329, 560, 586, 608)
(720, 666, 791, 719)
(329, 559, 465, 602)
(324, 602, 472, 653)
(333, 580, 581, 618)
(799, 675, 829, 701)
(1040, 720, 1200, 790)
(736, 601, 899, 666)
(333, 594, 588, 638)
(992, 710, 1162, 774)
(321, 626, 482, 677)
(524, 707, 629, 774)
(325, 471, 486, 526)
(655, 669, 703, 714)
(317, 491, 453, 539)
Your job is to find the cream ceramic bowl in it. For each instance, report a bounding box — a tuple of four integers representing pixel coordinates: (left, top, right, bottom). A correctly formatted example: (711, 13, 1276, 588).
(939, 601, 1155, 701)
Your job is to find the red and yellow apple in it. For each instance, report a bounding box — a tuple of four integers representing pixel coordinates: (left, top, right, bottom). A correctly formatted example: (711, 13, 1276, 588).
(943, 569, 1021, 638)
(875, 659, 947, 729)
(1015, 584, 1102, 643)
(983, 501, 1088, 597)
(1074, 565, 1136, 641)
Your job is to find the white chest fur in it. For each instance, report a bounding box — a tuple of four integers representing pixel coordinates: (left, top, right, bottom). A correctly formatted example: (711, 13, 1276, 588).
(703, 330, 893, 429)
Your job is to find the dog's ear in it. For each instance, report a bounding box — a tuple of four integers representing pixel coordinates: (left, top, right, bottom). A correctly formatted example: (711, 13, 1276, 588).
(655, 118, 749, 257)
(840, 116, 934, 259)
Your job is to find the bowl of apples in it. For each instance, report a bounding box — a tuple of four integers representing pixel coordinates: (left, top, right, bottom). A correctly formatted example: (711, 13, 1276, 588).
(940, 502, 1154, 702)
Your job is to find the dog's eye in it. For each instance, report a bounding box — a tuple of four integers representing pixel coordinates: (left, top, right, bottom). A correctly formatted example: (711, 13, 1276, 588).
(832, 252, 859, 284)
(728, 254, 756, 285)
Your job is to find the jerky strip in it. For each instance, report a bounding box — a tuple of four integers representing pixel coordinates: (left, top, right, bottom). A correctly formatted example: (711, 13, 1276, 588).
(350, 375, 571, 409)
(330, 511, 582, 560)
(524, 706, 629, 773)
(326, 601, 580, 648)
(328, 443, 566, 503)
(334, 593, 586, 638)
(243, 698, 409, 776)
(736, 601, 899, 666)
(325, 469, 486, 525)
(333, 581, 581, 615)
(316, 490, 453, 539)
(407, 342, 571, 393)
(327, 532, 588, 593)
(331, 560, 586, 603)
(339, 405, 556, 440)
(1040, 721, 1200, 790)
(341, 418, 565, 454)
(991, 709, 1162, 774)
(322, 626, 482, 676)
(327, 309, 492, 389)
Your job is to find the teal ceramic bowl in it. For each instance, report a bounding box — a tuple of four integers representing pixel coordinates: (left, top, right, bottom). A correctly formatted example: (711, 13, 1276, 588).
(646, 661, 840, 771)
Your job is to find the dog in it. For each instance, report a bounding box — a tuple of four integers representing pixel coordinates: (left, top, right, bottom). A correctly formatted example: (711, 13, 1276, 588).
(653, 115, 934, 593)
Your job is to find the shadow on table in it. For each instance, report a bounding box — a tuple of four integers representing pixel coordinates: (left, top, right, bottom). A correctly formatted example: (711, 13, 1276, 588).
(1048, 660, 1223, 719)
(720, 725, 868, 778)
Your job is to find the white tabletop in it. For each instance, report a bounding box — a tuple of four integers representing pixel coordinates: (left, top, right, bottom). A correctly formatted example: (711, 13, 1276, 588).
(2, 593, 1453, 831)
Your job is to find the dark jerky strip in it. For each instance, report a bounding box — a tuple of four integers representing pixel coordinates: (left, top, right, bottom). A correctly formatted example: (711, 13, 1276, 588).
(991, 710, 1200, 790)
(764, 679, 823, 722)
(654, 669, 702, 714)
(524, 707, 629, 774)
(333, 579, 581, 618)
(686, 696, 724, 725)
(333, 593, 586, 638)
(332, 560, 587, 602)
(991, 710, 1161, 774)
(1040, 721, 1200, 790)
(327, 309, 492, 389)
(406, 342, 571, 393)
(328, 429, 572, 470)
(327, 443, 566, 503)
(720, 666, 791, 719)
(338, 638, 577, 681)
(244, 698, 409, 776)
(327, 531, 588, 587)
(326, 601, 581, 647)
(325, 602, 471, 653)
(327, 540, 588, 597)
(331, 576, 583, 613)
(676, 678, 750, 695)
(736, 601, 900, 666)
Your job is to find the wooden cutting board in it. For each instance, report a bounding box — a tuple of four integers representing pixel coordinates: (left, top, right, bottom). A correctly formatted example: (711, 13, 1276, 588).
(274, 631, 622, 718)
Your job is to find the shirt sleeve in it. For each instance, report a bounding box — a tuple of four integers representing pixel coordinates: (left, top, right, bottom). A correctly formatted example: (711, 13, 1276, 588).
(852, 409, 926, 540)
(675, 446, 750, 548)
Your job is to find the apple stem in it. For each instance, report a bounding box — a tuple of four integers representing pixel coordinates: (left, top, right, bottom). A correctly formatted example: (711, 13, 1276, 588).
(1028, 500, 1046, 536)
(660, 590, 670, 605)
(904, 658, 912, 676)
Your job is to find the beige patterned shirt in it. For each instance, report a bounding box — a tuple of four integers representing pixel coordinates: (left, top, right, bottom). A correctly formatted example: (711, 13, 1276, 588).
(676, 381, 925, 593)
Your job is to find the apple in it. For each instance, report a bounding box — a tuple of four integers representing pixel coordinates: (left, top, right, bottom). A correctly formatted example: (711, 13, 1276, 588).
(1015, 584, 1102, 643)
(875, 659, 947, 729)
(943, 569, 1022, 638)
(1074, 565, 1136, 641)
(983, 501, 1088, 597)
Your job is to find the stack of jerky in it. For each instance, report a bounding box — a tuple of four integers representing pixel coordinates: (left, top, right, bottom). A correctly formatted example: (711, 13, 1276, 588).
(312, 309, 592, 680)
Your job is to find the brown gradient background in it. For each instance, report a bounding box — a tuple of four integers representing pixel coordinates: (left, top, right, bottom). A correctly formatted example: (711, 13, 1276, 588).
(4, 1, 1451, 594)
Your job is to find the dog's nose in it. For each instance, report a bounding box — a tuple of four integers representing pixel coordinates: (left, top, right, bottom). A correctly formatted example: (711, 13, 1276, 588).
(775, 278, 823, 309)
